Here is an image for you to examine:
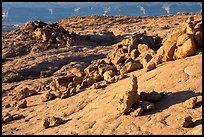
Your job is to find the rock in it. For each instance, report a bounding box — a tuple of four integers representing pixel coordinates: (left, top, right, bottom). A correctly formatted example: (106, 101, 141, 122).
(50, 76, 73, 92)
(194, 31, 202, 48)
(183, 96, 197, 109)
(153, 54, 163, 65)
(140, 91, 162, 102)
(174, 37, 196, 59)
(49, 116, 63, 127)
(17, 99, 27, 108)
(43, 117, 50, 129)
(103, 70, 116, 81)
(81, 77, 95, 87)
(73, 76, 83, 87)
(123, 60, 143, 73)
(145, 60, 156, 71)
(4, 104, 11, 108)
(84, 63, 98, 76)
(13, 86, 38, 101)
(142, 53, 154, 67)
(176, 33, 191, 47)
(130, 49, 139, 60)
(41, 91, 56, 102)
(69, 87, 77, 95)
(121, 36, 138, 53)
(163, 40, 177, 61)
(2, 113, 25, 123)
(43, 116, 63, 129)
(186, 16, 194, 23)
(91, 81, 107, 89)
(98, 64, 117, 76)
(138, 101, 155, 110)
(130, 107, 144, 117)
(111, 54, 126, 65)
(69, 68, 85, 77)
(117, 75, 140, 114)
(137, 44, 149, 54)
(166, 114, 193, 128)
(2, 113, 13, 123)
(194, 21, 202, 32)
(91, 71, 103, 82)
(186, 23, 195, 35)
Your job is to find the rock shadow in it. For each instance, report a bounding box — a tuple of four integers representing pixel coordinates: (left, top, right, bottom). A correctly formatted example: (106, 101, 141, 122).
(141, 90, 202, 116)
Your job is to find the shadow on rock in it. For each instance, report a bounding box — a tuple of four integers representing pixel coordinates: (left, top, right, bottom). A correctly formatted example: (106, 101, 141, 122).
(142, 90, 202, 116)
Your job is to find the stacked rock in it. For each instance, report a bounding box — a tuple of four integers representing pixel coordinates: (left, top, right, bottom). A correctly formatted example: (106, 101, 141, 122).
(154, 16, 202, 62)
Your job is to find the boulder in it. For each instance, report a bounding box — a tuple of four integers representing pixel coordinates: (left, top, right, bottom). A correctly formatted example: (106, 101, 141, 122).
(174, 37, 196, 59)
(42, 116, 63, 129)
(117, 75, 140, 114)
(183, 96, 197, 109)
(122, 60, 143, 73)
(176, 33, 191, 47)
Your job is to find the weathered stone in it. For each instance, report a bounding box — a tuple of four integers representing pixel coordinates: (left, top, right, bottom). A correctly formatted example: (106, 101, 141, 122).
(81, 77, 95, 87)
(163, 40, 177, 61)
(84, 63, 98, 76)
(138, 44, 149, 54)
(194, 21, 202, 32)
(91, 81, 107, 89)
(13, 86, 38, 101)
(130, 49, 139, 60)
(2, 113, 25, 123)
(69, 68, 85, 77)
(4, 104, 11, 108)
(130, 107, 144, 117)
(111, 54, 126, 65)
(41, 91, 56, 102)
(140, 91, 162, 102)
(176, 33, 191, 47)
(174, 37, 196, 59)
(73, 76, 83, 86)
(166, 114, 193, 128)
(142, 53, 154, 67)
(49, 116, 63, 127)
(17, 99, 27, 108)
(91, 71, 103, 82)
(43, 117, 50, 129)
(185, 23, 195, 35)
(103, 70, 116, 81)
(117, 75, 140, 114)
(145, 60, 156, 71)
(123, 60, 143, 73)
(42, 116, 63, 129)
(183, 96, 197, 109)
(194, 31, 202, 48)
(98, 64, 117, 76)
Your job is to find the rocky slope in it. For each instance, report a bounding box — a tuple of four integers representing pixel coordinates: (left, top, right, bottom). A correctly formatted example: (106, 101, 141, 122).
(2, 13, 202, 135)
